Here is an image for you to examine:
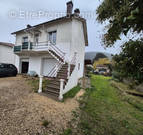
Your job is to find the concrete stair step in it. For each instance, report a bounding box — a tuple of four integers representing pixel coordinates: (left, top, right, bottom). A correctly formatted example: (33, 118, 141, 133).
(45, 89, 59, 95)
(47, 85, 60, 90)
(58, 72, 68, 75)
(57, 75, 67, 79)
(49, 80, 60, 85)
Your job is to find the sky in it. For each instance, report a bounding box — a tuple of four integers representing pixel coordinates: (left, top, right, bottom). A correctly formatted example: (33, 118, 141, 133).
(0, 0, 125, 54)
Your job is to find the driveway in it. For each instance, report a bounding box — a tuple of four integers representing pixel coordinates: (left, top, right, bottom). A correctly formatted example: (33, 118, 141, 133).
(0, 76, 79, 135)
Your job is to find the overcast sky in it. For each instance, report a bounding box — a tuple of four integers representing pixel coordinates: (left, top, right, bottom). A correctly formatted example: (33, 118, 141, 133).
(0, 0, 125, 54)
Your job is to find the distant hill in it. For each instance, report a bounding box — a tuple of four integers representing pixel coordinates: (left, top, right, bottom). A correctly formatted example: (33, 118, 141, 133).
(85, 52, 112, 63)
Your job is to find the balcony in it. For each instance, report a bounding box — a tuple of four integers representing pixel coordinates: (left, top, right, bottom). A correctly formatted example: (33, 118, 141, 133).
(13, 41, 62, 56)
(14, 42, 33, 53)
(14, 46, 21, 52)
(22, 42, 33, 49)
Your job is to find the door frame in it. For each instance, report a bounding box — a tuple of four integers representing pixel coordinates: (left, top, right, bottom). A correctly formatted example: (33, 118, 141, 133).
(20, 58, 29, 74)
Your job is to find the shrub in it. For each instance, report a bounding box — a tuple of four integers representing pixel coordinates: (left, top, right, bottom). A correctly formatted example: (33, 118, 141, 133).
(113, 40, 143, 83)
(61, 129, 72, 135)
(42, 120, 50, 127)
(112, 71, 124, 81)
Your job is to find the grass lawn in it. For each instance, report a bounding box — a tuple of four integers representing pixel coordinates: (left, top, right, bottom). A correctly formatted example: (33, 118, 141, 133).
(67, 75, 143, 135)
(63, 85, 81, 101)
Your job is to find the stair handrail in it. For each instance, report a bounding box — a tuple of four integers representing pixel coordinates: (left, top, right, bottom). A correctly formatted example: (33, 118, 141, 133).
(70, 52, 77, 65)
(47, 62, 63, 77)
(45, 41, 67, 78)
(29, 41, 66, 63)
(48, 43, 66, 61)
(67, 52, 77, 78)
(49, 42, 65, 56)
(52, 62, 63, 77)
(32, 41, 49, 47)
(47, 64, 57, 77)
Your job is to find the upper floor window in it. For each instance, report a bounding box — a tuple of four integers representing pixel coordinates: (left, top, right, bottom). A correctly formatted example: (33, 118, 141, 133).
(34, 34, 39, 45)
(48, 31, 57, 44)
(23, 36, 28, 43)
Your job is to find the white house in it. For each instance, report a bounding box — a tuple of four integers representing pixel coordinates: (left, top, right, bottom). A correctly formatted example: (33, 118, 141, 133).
(12, 1, 88, 100)
(0, 42, 15, 64)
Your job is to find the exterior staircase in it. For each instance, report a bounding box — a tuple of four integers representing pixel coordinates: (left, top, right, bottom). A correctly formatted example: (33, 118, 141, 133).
(44, 63, 75, 99)
(35, 42, 77, 100)
(49, 49, 64, 62)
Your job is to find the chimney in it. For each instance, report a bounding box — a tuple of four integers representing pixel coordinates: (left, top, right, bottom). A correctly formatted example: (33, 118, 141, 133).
(74, 8, 80, 17)
(27, 24, 32, 29)
(66, 1, 73, 17)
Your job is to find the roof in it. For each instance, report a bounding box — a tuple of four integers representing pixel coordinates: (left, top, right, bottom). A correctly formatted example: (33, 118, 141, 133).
(85, 59, 92, 65)
(11, 15, 88, 46)
(0, 42, 14, 47)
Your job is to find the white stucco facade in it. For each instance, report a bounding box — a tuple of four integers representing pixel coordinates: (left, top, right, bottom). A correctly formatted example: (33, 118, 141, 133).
(0, 44, 15, 64)
(13, 16, 88, 95)
(14, 18, 87, 78)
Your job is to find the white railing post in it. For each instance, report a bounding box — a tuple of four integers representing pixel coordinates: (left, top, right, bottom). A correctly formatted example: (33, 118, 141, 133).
(59, 79, 64, 100)
(54, 65, 59, 77)
(38, 75, 43, 93)
(67, 63, 71, 79)
(28, 42, 30, 50)
(21, 45, 22, 51)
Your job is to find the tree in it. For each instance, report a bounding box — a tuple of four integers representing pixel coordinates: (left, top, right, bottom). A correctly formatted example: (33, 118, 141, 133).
(94, 53, 107, 61)
(97, 0, 143, 47)
(113, 39, 143, 82)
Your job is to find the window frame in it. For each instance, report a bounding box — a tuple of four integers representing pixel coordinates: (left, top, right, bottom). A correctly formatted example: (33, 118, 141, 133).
(22, 36, 28, 43)
(34, 34, 39, 45)
(48, 31, 57, 44)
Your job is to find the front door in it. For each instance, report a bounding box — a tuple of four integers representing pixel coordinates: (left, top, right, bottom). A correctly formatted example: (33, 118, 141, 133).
(21, 62, 29, 73)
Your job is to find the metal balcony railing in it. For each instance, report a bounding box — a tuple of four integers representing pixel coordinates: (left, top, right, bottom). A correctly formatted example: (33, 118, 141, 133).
(14, 46, 21, 52)
(22, 42, 33, 49)
(14, 42, 33, 52)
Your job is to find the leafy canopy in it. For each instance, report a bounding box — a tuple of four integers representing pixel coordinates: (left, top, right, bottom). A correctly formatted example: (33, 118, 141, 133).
(94, 52, 107, 61)
(97, 0, 143, 47)
(113, 39, 143, 82)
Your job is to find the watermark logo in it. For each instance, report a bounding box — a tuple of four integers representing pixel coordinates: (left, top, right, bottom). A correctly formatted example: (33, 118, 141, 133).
(8, 10, 18, 19)
(8, 9, 97, 21)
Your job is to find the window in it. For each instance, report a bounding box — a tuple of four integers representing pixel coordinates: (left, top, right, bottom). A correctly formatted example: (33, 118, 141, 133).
(34, 34, 39, 45)
(23, 37, 28, 43)
(48, 31, 57, 44)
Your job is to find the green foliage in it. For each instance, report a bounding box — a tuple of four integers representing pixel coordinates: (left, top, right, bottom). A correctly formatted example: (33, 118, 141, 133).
(61, 129, 72, 135)
(112, 71, 125, 81)
(42, 120, 50, 127)
(77, 75, 143, 135)
(113, 39, 143, 82)
(63, 85, 81, 100)
(94, 53, 107, 61)
(27, 77, 50, 92)
(86, 66, 94, 73)
(97, 0, 143, 46)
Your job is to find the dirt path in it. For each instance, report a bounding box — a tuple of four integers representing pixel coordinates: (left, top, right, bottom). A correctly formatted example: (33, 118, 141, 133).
(0, 76, 82, 135)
